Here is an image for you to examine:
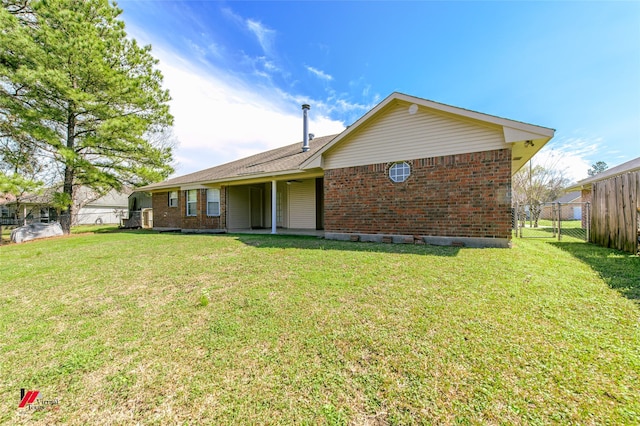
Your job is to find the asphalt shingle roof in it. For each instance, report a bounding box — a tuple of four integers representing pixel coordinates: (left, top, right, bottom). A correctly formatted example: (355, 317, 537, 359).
(554, 191, 581, 203)
(573, 157, 640, 188)
(140, 134, 338, 191)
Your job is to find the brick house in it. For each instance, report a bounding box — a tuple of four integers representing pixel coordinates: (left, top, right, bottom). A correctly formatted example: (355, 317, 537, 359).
(139, 92, 554, 247)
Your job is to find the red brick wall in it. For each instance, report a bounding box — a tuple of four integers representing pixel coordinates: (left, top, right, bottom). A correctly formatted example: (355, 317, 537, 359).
(152, 188, 226, 230)
(152, 191, 182, 228)
(324, 149, 512, 239)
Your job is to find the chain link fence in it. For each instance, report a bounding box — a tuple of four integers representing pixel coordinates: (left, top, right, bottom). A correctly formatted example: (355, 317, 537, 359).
(514, 202, 590, 241)
(1, 209, 128, 228)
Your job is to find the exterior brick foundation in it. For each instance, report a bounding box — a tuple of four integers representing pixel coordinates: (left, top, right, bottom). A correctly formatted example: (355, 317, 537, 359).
(324, 149, 512, 240)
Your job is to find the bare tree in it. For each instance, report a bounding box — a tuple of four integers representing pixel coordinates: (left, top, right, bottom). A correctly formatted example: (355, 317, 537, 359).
(513, 159, 570, 228)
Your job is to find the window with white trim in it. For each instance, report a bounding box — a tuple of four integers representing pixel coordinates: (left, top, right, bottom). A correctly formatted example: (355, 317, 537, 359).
(206, 188, 220, 216)
(186, 190, 197, 216)
(389, 161, 411, 183)
(168, 191, 178, 207)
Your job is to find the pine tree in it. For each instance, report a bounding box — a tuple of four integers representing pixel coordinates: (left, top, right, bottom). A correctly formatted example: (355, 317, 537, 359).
(0, 0, 174, 233)
(587, 161, 608, 177)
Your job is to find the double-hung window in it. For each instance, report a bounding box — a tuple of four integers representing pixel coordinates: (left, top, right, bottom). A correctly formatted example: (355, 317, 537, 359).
(186, 190, 197, 216)
(168, 191, 178, 207)
(206, 189, 220, 216)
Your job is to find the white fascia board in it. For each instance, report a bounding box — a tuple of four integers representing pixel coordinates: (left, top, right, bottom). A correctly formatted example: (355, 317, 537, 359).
(179, 184, 211, 191)
(178, 169, 321, 189)
(302, 155, 323, 169)
(503, 126, 554, 144)
(300, 92, 555, 169)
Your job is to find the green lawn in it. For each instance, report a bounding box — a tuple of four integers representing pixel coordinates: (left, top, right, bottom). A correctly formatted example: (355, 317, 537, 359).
(1, 224, 119, 244)
(1, 231, 639, 424)
(518, 219, 587, 241)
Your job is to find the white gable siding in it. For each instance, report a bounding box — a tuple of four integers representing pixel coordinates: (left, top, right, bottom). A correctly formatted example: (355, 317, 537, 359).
(323, 101, 507, 170)
(288, 179, 315, 229)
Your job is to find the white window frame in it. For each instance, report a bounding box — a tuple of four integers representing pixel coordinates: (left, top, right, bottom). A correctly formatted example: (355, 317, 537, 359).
(389, 161, 411, 183)
(206, 189, 220, 216)
(186, 190, 197, 216)
(168, 191, 178, 207)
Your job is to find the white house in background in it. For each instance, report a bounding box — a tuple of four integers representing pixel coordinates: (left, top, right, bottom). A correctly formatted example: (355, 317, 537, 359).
(0, 186, 130, 225)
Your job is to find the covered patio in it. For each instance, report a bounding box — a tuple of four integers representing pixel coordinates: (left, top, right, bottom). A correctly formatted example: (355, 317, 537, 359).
(229, 228, 325, 237)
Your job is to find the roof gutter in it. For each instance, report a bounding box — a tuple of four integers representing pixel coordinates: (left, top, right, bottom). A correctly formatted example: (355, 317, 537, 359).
(140, 168, 324, 192)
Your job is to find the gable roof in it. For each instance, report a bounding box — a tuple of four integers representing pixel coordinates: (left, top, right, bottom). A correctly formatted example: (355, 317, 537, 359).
(0, 186, 131, 207)
(140, 134, 337, 191)
(0, 187, 57, 206)
(567, 156, 640, 191)
(300, 92, 555, 173)
(554, 191, 582, 203)
(141, 92, 555, 191)
(0, 193, 16, 204)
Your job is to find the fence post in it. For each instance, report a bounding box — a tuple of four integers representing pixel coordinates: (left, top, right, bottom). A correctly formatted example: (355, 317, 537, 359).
(557, 202, 562, 241)
(552, 203, 557, 238)
(515, 202, 518, 238)
(517, 202, 522, 238)
(585, 202, 590, 242)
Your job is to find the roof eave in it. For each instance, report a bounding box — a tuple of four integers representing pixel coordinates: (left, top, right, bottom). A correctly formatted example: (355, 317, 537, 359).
(565, 158, 640, 192)
(141, 168, 323, 192)
(301, 92, 556, 170)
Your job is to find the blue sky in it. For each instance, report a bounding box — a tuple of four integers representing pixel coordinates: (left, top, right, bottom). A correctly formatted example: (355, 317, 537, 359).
(119, 1, 640, 182)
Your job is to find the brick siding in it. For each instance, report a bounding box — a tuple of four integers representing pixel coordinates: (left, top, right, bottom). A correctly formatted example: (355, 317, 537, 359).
(324, 149, 512, 239)
(152, 188, 226, 230)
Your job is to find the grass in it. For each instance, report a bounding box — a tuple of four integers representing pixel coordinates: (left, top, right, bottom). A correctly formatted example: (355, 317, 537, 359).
(1, 224, 119, 244)
(536, 219, 582, 228)
(518, 219, 587, 240)
(1, 231, 639, 424)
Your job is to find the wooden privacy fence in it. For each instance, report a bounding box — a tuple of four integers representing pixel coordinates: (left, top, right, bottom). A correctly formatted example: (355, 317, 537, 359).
(591, 171, 639, 253)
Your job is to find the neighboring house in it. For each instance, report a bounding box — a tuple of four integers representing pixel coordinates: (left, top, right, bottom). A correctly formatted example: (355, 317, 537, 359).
(540, 191, 583, 220)
(139, 92, 555, 248)
(0, 186, 130, 226)
(567, 157, 640, 253)
(0, 193, 16, 219)
(1, 187, 61, 225)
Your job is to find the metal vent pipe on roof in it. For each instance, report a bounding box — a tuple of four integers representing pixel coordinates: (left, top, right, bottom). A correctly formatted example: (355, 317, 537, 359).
(302, 104, 310, 152)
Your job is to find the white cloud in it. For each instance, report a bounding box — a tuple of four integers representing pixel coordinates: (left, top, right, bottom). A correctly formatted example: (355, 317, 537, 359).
(306, 66, 333, 81)
(246, 19, 276, 56)
(122, 18, 366, 178)
(532, 136, 604, 183)
(150, 47, 344, 177)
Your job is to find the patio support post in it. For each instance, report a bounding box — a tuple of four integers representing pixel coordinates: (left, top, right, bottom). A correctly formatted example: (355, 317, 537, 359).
(271, 180, 277, 234)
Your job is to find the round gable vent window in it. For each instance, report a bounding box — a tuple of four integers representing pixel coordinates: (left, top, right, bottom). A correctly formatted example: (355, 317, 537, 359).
(389, 161, 411, 183)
